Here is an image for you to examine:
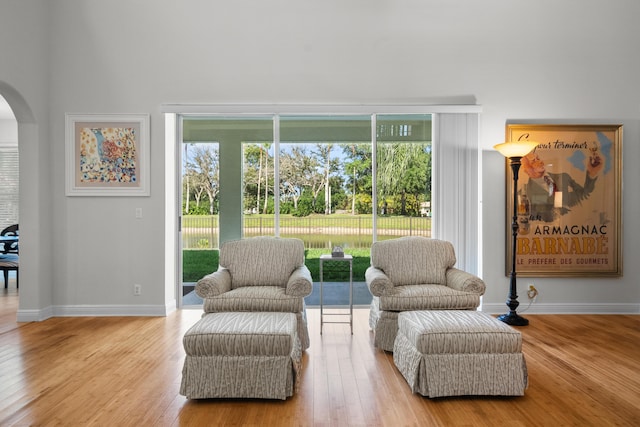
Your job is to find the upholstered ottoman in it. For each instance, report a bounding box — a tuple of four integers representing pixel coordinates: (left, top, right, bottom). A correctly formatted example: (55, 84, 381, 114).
(180, 312, 301, 400)
(394, 310, 527, 398)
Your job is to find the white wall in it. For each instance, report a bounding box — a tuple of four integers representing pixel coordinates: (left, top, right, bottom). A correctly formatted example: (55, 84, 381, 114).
(0, 119, 16, 144)
(1, 0, 638, 318)
(0, 0, 53, 318)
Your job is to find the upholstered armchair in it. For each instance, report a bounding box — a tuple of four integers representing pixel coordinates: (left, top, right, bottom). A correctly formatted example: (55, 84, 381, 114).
(366, 236, 486, 351)
(195, 236, 313, 350)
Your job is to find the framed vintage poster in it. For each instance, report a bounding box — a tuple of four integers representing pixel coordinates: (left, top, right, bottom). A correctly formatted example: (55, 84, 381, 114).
(65, 114, 150, 196)
(504, 124, 622, 277)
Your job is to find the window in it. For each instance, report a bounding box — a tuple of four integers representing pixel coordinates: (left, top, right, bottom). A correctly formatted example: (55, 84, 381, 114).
(0, 147, 19, 230)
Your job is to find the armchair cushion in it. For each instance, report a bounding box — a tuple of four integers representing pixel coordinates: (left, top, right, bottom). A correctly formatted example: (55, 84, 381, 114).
(203, 286, 305, 313)
(219, 237, 305, 288)
(370, 237, 456, 286)
(377, 285, 482, 311)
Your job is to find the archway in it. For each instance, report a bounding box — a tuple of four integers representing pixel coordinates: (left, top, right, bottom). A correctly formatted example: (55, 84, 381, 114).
(0, 80, 51, 322)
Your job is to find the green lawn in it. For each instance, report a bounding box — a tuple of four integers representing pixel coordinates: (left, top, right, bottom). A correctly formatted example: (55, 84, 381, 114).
(304, 248, 369, 282)
(183, 248, 370, 282)
(183, 250, 219, 282)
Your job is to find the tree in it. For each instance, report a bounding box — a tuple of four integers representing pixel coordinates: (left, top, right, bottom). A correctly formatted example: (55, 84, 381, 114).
(187, 144, 220, 214)
(243, 143, 273, 214)
(260, 143, 272, 214)
(279, 148, 301, 210)
(183, 144, 192, 215)
(310, 144, 341, 214)
(183, 143, 210, 213)
(377, 143, 430, 215)
(342, 143, 372, 214)
(279, 145, 317, 211)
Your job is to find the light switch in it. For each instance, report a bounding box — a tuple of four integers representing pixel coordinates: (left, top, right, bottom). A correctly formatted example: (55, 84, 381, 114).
(135, 208, 143, 219)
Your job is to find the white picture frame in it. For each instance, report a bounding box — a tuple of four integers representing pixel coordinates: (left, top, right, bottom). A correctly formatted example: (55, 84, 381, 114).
(65, 114, 150, 196)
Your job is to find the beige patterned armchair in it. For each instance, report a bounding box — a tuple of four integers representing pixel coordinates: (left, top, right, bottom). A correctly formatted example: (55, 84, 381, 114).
(366, 236, 486, 351)
(196, 236, 313, 350)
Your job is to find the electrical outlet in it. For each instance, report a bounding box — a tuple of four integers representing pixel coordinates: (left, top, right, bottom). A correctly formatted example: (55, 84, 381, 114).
(527, 284, 538, 300)
(134, 284, 142, 296)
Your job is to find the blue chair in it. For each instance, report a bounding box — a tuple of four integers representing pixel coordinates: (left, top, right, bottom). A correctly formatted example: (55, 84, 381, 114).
(0, 254, 19, 288)
(1, 224, 19, 254)
(1, 224, 19, 288)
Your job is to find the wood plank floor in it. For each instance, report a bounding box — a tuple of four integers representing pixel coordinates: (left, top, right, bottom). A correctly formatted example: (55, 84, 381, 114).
(1, 289, 639, 426)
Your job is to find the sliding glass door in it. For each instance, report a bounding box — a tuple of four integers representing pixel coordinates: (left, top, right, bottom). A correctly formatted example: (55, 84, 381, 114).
(178, 112, 434, 306)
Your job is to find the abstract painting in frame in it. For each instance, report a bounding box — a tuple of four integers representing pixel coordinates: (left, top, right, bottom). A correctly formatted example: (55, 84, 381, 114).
(504, 124, 622, 277)
(66, 114, 150, 196)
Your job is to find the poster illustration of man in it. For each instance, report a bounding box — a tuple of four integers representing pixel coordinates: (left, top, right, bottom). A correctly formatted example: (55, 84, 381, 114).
(504, 124, 622, 277)
(520, 134, 607, 223)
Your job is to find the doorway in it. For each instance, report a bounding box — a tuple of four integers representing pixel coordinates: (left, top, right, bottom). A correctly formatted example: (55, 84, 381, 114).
(0, 94, 19, 329)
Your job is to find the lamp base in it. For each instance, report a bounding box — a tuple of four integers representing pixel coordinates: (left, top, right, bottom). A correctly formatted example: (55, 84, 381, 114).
(497, 312, 529, 326)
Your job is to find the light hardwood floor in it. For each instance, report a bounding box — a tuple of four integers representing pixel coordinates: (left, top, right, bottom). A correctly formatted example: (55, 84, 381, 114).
(1, 288, 639, 426)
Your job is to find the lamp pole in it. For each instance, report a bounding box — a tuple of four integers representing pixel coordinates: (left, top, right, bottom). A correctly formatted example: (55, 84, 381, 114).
(493, 140, 538, 326)
(498, 156, 528, 326)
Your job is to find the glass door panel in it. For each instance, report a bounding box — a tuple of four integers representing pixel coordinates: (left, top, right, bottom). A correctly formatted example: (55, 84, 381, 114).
(181, 116, 273, 306)
(279, 115, 372, 251)
(375, 114, 432, 242)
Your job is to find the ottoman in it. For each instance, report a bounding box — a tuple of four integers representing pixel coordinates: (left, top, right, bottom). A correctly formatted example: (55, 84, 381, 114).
(393, 310, 528, 398)
(180, 312, 302, 400)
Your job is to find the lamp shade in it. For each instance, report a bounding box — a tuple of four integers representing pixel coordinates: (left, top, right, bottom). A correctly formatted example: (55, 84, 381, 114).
(493, 140, 539, 158)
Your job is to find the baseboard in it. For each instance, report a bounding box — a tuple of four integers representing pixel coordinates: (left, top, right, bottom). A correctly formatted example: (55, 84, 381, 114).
(482, 302, 640, 315)
(16, 302, 638, 322)
(16, 304, 171, 321)
(17, 306, 54, 322)
(54, 304, 172, 317)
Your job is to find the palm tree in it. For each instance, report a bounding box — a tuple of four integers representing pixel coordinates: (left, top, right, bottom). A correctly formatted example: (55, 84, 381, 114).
(377, 143, 430, 215)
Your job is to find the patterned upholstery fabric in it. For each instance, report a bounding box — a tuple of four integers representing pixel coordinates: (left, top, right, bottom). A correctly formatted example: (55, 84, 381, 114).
(377, 284, 481, 311)
(220, 236, 305, 289)
(180, 312, 301, 400)
(394, 311, 528, 398)
(370, 236, 456, 286)
(366, 237, 486, 351)
(399, 311, 523, 354)
(203, 286, 304, 313)
(196, 237, 313, 350)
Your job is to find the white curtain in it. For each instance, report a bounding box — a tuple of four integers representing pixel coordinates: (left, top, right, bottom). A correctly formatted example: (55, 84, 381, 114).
(432, 113, 480, 275)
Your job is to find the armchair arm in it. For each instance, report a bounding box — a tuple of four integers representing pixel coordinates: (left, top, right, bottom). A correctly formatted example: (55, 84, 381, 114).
(366, 266, 394, 296)
(286, 265, 313, 297)
(195, 268, 232, 298)
(446, 267, 486, 295)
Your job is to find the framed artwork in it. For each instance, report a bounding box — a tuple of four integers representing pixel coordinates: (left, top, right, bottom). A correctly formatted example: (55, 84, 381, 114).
(65, 114, 150, 196)
(504, 124, 623, 277)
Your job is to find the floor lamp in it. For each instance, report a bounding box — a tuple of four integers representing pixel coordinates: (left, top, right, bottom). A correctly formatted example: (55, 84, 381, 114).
(494, 140, 539, 326)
